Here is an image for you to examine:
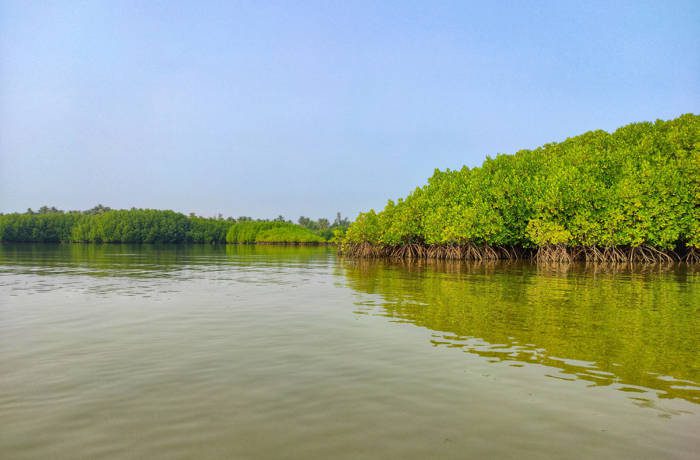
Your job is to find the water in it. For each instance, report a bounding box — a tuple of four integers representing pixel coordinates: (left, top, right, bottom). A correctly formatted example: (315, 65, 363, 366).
(1, 244, 698, 459)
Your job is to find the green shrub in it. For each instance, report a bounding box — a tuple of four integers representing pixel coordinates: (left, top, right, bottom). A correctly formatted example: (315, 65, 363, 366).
(344, 114, 699, 251)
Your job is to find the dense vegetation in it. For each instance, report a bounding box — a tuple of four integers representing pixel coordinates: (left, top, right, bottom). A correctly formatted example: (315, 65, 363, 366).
(226, 221, 324, 244)
(0, 206, 350, 245)
(342, 114, 699, 263)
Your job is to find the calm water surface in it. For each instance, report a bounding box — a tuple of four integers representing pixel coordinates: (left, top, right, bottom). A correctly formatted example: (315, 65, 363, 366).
(1, 244, 698, 459)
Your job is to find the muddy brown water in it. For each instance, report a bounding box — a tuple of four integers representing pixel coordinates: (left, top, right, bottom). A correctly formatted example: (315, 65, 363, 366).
(1, 244, 698, 459)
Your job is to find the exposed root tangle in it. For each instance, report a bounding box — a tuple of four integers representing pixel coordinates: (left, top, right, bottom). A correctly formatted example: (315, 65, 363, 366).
(340, 242, 689, 265)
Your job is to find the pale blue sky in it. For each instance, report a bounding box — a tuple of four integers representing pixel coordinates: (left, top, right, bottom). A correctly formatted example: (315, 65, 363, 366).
(1, 1, 698, 219)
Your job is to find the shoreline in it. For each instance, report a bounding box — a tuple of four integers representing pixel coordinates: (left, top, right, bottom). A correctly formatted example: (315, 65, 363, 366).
(0, 241, 337, 246)
(339, 242, 699, 264)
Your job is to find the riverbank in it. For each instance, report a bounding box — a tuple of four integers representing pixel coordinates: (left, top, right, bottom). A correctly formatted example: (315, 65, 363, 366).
(340, 242, 699, 264)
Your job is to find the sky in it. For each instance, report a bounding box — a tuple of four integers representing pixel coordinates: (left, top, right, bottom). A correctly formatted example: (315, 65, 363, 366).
(1, 1, 698, 220)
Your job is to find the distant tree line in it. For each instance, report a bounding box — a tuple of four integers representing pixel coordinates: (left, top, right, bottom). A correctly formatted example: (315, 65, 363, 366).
(226, 221, 323, 244)
(297, 212, 351, 241)
(0, 207, 352, 244)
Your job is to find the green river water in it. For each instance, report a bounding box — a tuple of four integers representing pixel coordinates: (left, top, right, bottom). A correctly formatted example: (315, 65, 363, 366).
(1, 244, 698, 459)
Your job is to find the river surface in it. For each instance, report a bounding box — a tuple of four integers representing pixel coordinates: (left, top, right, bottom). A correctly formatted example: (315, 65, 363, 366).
(1, 244, 698, 459)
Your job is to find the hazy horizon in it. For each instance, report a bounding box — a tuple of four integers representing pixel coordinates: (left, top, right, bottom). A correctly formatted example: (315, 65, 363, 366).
(2, 1, 698, 219)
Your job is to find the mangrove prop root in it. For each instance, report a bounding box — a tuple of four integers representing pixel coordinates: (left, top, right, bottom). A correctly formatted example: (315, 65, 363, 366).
(339, 243, 691, 264)
(535, 244, 572, 263)
(686, 248, 700, 264)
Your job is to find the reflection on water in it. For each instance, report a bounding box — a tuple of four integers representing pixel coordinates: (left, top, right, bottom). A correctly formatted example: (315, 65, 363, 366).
(1, 244, 699, 459)
(0, 244, 334, 297)
(342, 258, 700, 406)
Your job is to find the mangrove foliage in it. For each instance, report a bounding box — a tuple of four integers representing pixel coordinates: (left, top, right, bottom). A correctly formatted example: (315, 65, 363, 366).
(342, 114, 699, 263)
